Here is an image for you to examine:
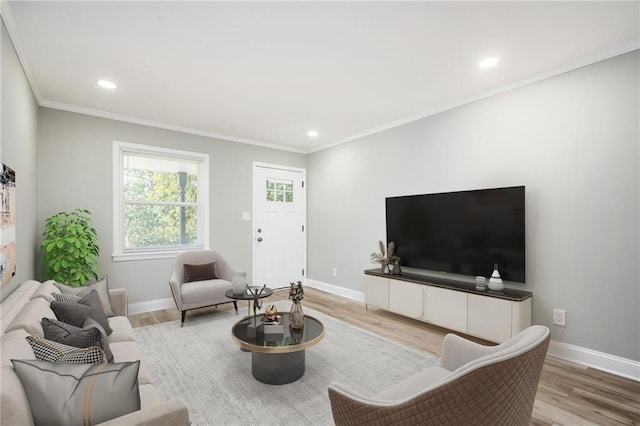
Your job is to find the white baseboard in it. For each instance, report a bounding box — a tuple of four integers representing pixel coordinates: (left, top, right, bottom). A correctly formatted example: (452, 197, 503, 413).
(548, 340, 640, 382)
(129, 281, 640, 382)
(306, 279, 365, 303)
(128, 297, 176, 315)
(306, 278, 640, 382)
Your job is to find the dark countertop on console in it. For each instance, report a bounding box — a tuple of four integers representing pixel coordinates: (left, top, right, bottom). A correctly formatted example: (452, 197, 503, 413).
(364, 269, 532, 302)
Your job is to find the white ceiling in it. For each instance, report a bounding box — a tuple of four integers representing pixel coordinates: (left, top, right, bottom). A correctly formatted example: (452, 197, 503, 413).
(2, 1, 639, 153)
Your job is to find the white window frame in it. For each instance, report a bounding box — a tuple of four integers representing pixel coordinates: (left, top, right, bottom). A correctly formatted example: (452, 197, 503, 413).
(112, 141, 209, 262)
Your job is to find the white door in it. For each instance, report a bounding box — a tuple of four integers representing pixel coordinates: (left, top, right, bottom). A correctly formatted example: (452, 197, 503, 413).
(253, 163, 306, 289)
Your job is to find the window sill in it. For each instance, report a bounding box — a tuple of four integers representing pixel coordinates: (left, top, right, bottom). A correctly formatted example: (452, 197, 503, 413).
(112, 248, 207, 262)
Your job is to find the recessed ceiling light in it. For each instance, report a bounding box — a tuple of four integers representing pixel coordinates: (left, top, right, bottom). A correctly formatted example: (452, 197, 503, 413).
(478, 57, 499, 69)
(307, 130, 319, 137)
(97, 79, 117, 90)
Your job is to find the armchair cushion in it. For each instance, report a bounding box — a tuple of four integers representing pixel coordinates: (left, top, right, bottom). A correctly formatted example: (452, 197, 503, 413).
(183, 262, 218, 283)
(440, 333, 498, 371)
(373, 366, 451, 402)
(181, 279, 230, 305)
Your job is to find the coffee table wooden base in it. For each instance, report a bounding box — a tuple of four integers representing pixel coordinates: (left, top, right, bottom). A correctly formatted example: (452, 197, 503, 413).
(251, 350, 305, 385)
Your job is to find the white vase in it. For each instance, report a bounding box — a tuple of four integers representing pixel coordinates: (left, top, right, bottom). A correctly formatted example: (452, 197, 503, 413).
(488, 263, 504, 291)
(231, 275, 246, 294)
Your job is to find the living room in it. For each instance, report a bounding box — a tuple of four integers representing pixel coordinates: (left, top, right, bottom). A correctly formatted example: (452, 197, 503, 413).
(1, 1, 639, 425)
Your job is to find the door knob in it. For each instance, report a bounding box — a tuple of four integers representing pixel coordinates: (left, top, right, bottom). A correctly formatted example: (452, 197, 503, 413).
(257, 237, 263, 242)
(257, 228, 262, 233)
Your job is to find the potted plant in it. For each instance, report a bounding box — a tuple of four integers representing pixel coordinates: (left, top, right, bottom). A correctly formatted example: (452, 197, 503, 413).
(41, 209, 100, 286)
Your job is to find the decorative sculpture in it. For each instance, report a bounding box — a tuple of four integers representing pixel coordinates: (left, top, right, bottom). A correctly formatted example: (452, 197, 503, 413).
(245, 284, 267, 326)
(264, 305, 278, 322)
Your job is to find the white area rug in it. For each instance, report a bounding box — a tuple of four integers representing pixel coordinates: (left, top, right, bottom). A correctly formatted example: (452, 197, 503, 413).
(135, 303, 439, 425)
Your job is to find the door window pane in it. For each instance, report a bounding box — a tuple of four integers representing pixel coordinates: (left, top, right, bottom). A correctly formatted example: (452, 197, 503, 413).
(266, 178, 294, 203)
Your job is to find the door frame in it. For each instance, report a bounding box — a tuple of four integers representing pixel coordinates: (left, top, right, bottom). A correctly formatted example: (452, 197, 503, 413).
(252, 161, 307, 288)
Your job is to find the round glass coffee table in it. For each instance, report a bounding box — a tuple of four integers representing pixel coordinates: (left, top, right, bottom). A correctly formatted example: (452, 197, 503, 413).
(231, 314, 325, 385)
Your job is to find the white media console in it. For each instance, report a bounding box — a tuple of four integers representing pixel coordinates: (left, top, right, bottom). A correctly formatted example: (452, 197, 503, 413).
(364, 269, 532, 343)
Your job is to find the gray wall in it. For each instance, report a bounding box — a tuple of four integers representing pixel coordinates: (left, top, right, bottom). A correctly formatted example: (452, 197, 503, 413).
(0, 20, 39, 300)
(4, 13, 638, 362)
(37, 109, 306, 304)
(308, 51, 639, 361)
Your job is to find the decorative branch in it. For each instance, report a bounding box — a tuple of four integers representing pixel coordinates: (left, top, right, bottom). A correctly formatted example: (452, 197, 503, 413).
(370, 240, 400, 270)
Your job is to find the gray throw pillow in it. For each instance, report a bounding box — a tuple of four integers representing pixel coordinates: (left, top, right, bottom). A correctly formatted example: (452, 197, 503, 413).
(52, 292, 82, 303)
(82, 318, 114, 362)
(11, 359, 140, 426)
(26, 336, 106, 364)
(42, 317, 114, 362)
(51, 289, 113, 335)
(54, 276, 116, 317)
(183, 261, 218, 283)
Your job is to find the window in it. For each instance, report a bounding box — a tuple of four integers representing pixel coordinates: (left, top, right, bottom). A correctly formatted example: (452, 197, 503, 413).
(266, 178, 294, 203)
(113, 141, 209, 261)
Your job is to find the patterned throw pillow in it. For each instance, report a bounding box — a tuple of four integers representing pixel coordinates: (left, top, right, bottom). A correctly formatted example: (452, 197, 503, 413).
(54, 276, 116, 317)
(42, 317, 114, 362)
(26, 336, 106, 364)
(184, 261, 218, 283)
(51, 289, 113, 335)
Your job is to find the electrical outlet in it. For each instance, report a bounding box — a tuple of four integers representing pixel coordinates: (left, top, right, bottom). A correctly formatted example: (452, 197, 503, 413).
(553, 309, 566, 327)
(332, 268, 337, 277)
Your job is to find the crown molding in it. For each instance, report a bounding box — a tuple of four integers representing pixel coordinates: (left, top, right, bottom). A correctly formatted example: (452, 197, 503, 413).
(39, 100, 306, 154)
(308, 39, 640, 153)
(1, 0, 42, 103)
(3, 0, 637, 154)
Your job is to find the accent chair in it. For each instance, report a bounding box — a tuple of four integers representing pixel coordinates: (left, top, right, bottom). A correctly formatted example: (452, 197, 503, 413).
(169, 250, 245, 326)
(328, 325, 550, 425)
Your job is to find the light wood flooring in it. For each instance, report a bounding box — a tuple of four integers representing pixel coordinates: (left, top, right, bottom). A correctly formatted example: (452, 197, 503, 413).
(130, 287, 640, 425)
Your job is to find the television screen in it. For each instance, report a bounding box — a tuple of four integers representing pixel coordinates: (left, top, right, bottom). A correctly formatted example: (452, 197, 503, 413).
(386, 186, 525, 283)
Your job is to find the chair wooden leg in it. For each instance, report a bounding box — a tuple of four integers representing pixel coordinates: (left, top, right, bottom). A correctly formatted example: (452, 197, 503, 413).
(233, 301, 238, 314)
(181, 311, 186, 327)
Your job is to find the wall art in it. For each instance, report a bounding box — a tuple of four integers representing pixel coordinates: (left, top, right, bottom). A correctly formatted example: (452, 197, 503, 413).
(1, 163, 16, 285)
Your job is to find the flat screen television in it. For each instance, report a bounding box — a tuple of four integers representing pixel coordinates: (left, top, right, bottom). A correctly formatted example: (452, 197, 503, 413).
(386, 186, 525, 283)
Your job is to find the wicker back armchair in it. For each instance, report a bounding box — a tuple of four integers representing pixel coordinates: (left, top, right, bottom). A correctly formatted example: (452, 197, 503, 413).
(328, 325, 550, 426)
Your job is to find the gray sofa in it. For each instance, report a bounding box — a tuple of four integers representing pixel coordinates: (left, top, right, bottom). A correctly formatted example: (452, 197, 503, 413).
(0, 280, 190, 425)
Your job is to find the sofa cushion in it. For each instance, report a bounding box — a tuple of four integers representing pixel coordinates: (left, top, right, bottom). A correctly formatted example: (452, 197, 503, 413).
(12, 359, 140, 426)
(5, 298, 56, 338)
(139, 384, 162, 408)
(29, 281, 59, 303)
(107, 316, 137, 343)
(110, 341, 153, 385)
(0, 364, 34, 426)
(42, 318, 113, 362)
(55, 276, 116, 317)
(0, 281, 40, 335)
(1, 329, 34, 366)
(51, 289, 113, 335)
(26, 336, 106, 364)
(183, 261, 218, 283)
